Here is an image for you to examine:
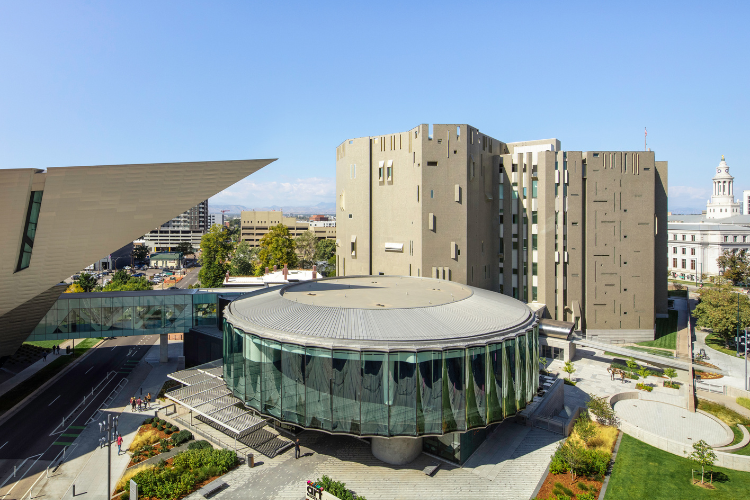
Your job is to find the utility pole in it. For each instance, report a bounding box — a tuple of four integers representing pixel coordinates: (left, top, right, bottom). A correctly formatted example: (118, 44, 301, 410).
(101, 414, 118, 499)
(738, 291, 741, 357)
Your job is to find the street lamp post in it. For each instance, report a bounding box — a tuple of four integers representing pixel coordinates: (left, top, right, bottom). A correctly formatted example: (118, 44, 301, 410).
(738, 291, 741, 357)
(100, 414, 119, 499)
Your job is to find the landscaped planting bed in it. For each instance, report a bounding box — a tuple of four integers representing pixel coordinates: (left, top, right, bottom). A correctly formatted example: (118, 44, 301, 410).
(696, 399, 750, 455)
(128, 418, 193, 466)
(535, 415, 618, 500)
(117, 447, 238, 500)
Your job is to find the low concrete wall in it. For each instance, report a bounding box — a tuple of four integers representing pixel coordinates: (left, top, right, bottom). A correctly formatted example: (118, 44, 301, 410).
(609, 392, 750, 471)
(727, 386, 750, 400)
(532, 379, 565, 419)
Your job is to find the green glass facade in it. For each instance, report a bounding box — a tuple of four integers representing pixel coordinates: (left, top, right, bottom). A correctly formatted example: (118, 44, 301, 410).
(223, 321, 539, 438)
(26, 291, 241, 342)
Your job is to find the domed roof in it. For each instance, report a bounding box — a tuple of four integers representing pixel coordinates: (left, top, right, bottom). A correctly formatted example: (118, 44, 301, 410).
(223, 276, 536, 350)
(713, 156, 733, 179)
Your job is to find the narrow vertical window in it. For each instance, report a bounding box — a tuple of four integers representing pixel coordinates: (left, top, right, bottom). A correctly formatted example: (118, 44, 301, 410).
(16, 191, 43, 272)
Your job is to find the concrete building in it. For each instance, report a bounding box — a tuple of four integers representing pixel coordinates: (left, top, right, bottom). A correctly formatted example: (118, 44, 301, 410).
(0, 159, 274, 360)
(309, 218, 336, 240)
(240, 210, 336, 246)
(743, 189, 750, 215)
(240, 210, 309, 247)
(143, 200, 208, 252)
(335, 124, 668, 343)
(208, 213, 225, 227)
(150, 252, 185, 269)
(706, 156, 741, 218)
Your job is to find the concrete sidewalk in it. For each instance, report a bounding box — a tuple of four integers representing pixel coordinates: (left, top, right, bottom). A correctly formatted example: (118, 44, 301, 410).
(696, 390, 750, 420)
(0, 339, 82, 399)
(34, 341, 181, 500)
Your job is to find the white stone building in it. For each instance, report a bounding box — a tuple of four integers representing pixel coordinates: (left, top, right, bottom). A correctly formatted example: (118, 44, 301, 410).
(706, 156, 741, 218)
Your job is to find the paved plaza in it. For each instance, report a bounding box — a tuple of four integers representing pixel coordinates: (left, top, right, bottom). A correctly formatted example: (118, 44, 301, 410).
(183, 419, 562, 500)
(613, 399, 730, 446)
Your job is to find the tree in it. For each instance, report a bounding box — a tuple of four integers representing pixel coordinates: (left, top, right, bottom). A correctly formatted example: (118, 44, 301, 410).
(315, 238, 336, 262)
(110, 270, 131, 286)
(65, 283, 84, 293)
(663, 367, 677, 386)
(102, 276, 152, 292)
(717, 249, 750, 285)
(198, 225, 234, 288)
(229, 240, 257, 276)
(575, 414, 597, 446)
(131, 245, 149, 262)
(294, 230, 318, 269)
(257, 224, 298, 273)
(626, 357, 639, 378)
(586, 395, 620, 428)
(174, 241, 196, 258)
(563, 360, 576, 381)
(637, 366, 651, 384)
(693, 285, 750, 348)
(76, 272, 97, 293)
(539, 356, 548, 374)
(687, 440, 717, 484)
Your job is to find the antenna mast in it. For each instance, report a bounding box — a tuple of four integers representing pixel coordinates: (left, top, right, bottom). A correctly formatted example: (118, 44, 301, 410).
(645, 127, 647, 151)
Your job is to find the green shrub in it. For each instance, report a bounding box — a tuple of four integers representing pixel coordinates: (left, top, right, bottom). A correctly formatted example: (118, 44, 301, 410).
(636, 383, 654, 392)
(587, 395, 620, 427)
(552, 481, 574, 497)
(549, 454, 568, 474)
(315, 475, 367, 500)
(738, 397, 750, 411)
(550, 441, 610, 479)
(172, 426, 180, 433)
(142, 417, 153, 426)
(577, 494, 596, 500)
(577, 482, 588, 491)
(564, 378, 577, 386)
(171, 430, 193, 446)
(188, 440, 213, 451)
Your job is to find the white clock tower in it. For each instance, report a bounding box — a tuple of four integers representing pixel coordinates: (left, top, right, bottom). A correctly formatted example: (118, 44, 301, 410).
(706, 156, 741, 219)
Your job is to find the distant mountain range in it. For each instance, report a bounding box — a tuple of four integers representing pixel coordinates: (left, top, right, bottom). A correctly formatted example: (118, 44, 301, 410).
(209, 202, 336, 215)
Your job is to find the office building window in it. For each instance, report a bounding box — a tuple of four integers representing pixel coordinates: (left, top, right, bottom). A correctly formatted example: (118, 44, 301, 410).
(532, 263, 538, 276)
(691, 248, 695, 255)
(532, 180, 538, 198)
(734, 236, 738, 242)
(691, 235, 696, 241)
(682, 248, 686, 255)
(681, 259, 687, 269)
(682, 235, 686, 241)
(532, 235, 537, 250)
(691, 260, 696, 270)
(532, 212, 538, 224)
(672, 247, 677, 254)
(16, 191, 43, 272)
(724, 236, 729, 242)
(532, 286, 538, 301)
(673, 258, 677, 267)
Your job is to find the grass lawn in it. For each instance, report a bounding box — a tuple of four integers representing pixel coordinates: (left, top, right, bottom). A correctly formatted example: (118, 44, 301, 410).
(696, 399, 750, 456)
(605, 434, 750, 499)
(638, 310, 678, 349)
(624, 346, 675, 359)
(705, 333, 743, 357)
(0, 338, 101, 416)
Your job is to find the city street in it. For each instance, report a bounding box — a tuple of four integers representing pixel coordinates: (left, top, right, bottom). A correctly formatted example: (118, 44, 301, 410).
(0, 335, 157, 500)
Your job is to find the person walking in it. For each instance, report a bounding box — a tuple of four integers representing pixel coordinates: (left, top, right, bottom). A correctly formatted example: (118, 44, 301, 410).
(116, 434, 123, 454)
(137, 398, 142, 411)
(130, 397, 136, 411)
(146, 392, 152, 409)
(42, 350, 47, 362)
(294, 439, 301, 459)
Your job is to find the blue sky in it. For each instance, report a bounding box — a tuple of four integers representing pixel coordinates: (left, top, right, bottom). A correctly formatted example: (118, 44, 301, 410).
(1, 1, 748, 212)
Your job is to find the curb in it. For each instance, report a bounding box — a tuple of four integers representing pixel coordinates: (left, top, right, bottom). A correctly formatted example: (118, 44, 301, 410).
(0, 338, 107, 428)
(597, 430, 623, 500)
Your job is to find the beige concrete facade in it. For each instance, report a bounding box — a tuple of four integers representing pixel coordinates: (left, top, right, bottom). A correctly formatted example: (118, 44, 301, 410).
(335, 124, 668, 342)
(0, 159, 274, 358)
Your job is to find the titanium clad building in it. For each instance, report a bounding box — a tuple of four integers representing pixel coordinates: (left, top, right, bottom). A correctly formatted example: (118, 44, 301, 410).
(0, 159, 274, 360)
(335, 124, 668, 343)
(221, 276, 539, 464)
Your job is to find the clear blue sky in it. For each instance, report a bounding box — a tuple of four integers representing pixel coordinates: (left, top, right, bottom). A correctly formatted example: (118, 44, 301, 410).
(1, 1, 748, 212)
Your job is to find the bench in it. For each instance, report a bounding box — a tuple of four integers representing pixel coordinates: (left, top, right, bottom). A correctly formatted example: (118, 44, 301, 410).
(198, 479, 228, 498)
(423, 463, 441, 476)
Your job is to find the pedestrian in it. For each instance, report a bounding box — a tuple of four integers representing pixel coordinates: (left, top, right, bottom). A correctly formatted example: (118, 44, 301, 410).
(137, 398, 142, 411)
(99, 422, 103, 433)
(146, 392, 151, 409)
(42, 350, 47, 362)
(116, 434, 123, 454)
(130, 397, 136, 411)
(294, 439, 300, 459)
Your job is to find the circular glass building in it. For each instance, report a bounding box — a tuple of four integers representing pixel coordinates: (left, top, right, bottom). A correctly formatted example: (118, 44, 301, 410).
(222, 276, 539, 464)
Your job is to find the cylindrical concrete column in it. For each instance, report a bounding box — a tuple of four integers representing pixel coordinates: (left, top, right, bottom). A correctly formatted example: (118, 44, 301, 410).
(371, 437, 423, 465)
(160, 334, 168, 363)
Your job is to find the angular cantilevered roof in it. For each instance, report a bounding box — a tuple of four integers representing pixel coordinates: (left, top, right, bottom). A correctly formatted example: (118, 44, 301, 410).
(0, 158, 274, 357)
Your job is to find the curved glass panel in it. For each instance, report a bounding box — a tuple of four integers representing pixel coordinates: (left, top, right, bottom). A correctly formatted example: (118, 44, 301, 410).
(245, 333, 262, 410)
(261, 338, 282, 418)
(305, 347, 332, 431)
(487, 343, 503, 423)
(517, 334, 526, 410)
(389, 352, 417, 436)
(442, 349, 466, 432)
(332, 350, 361, 434)
(361, 352, 388, 436)
(503, 339, 516, 417)
(281, 344, 306, 426)
(230, 328, 245, 398)
(466, 346, 486, 429)
(417, 351, 442, 435)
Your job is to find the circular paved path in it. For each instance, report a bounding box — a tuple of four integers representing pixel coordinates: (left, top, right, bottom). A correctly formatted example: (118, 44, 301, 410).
(614, 399, 729, 446)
